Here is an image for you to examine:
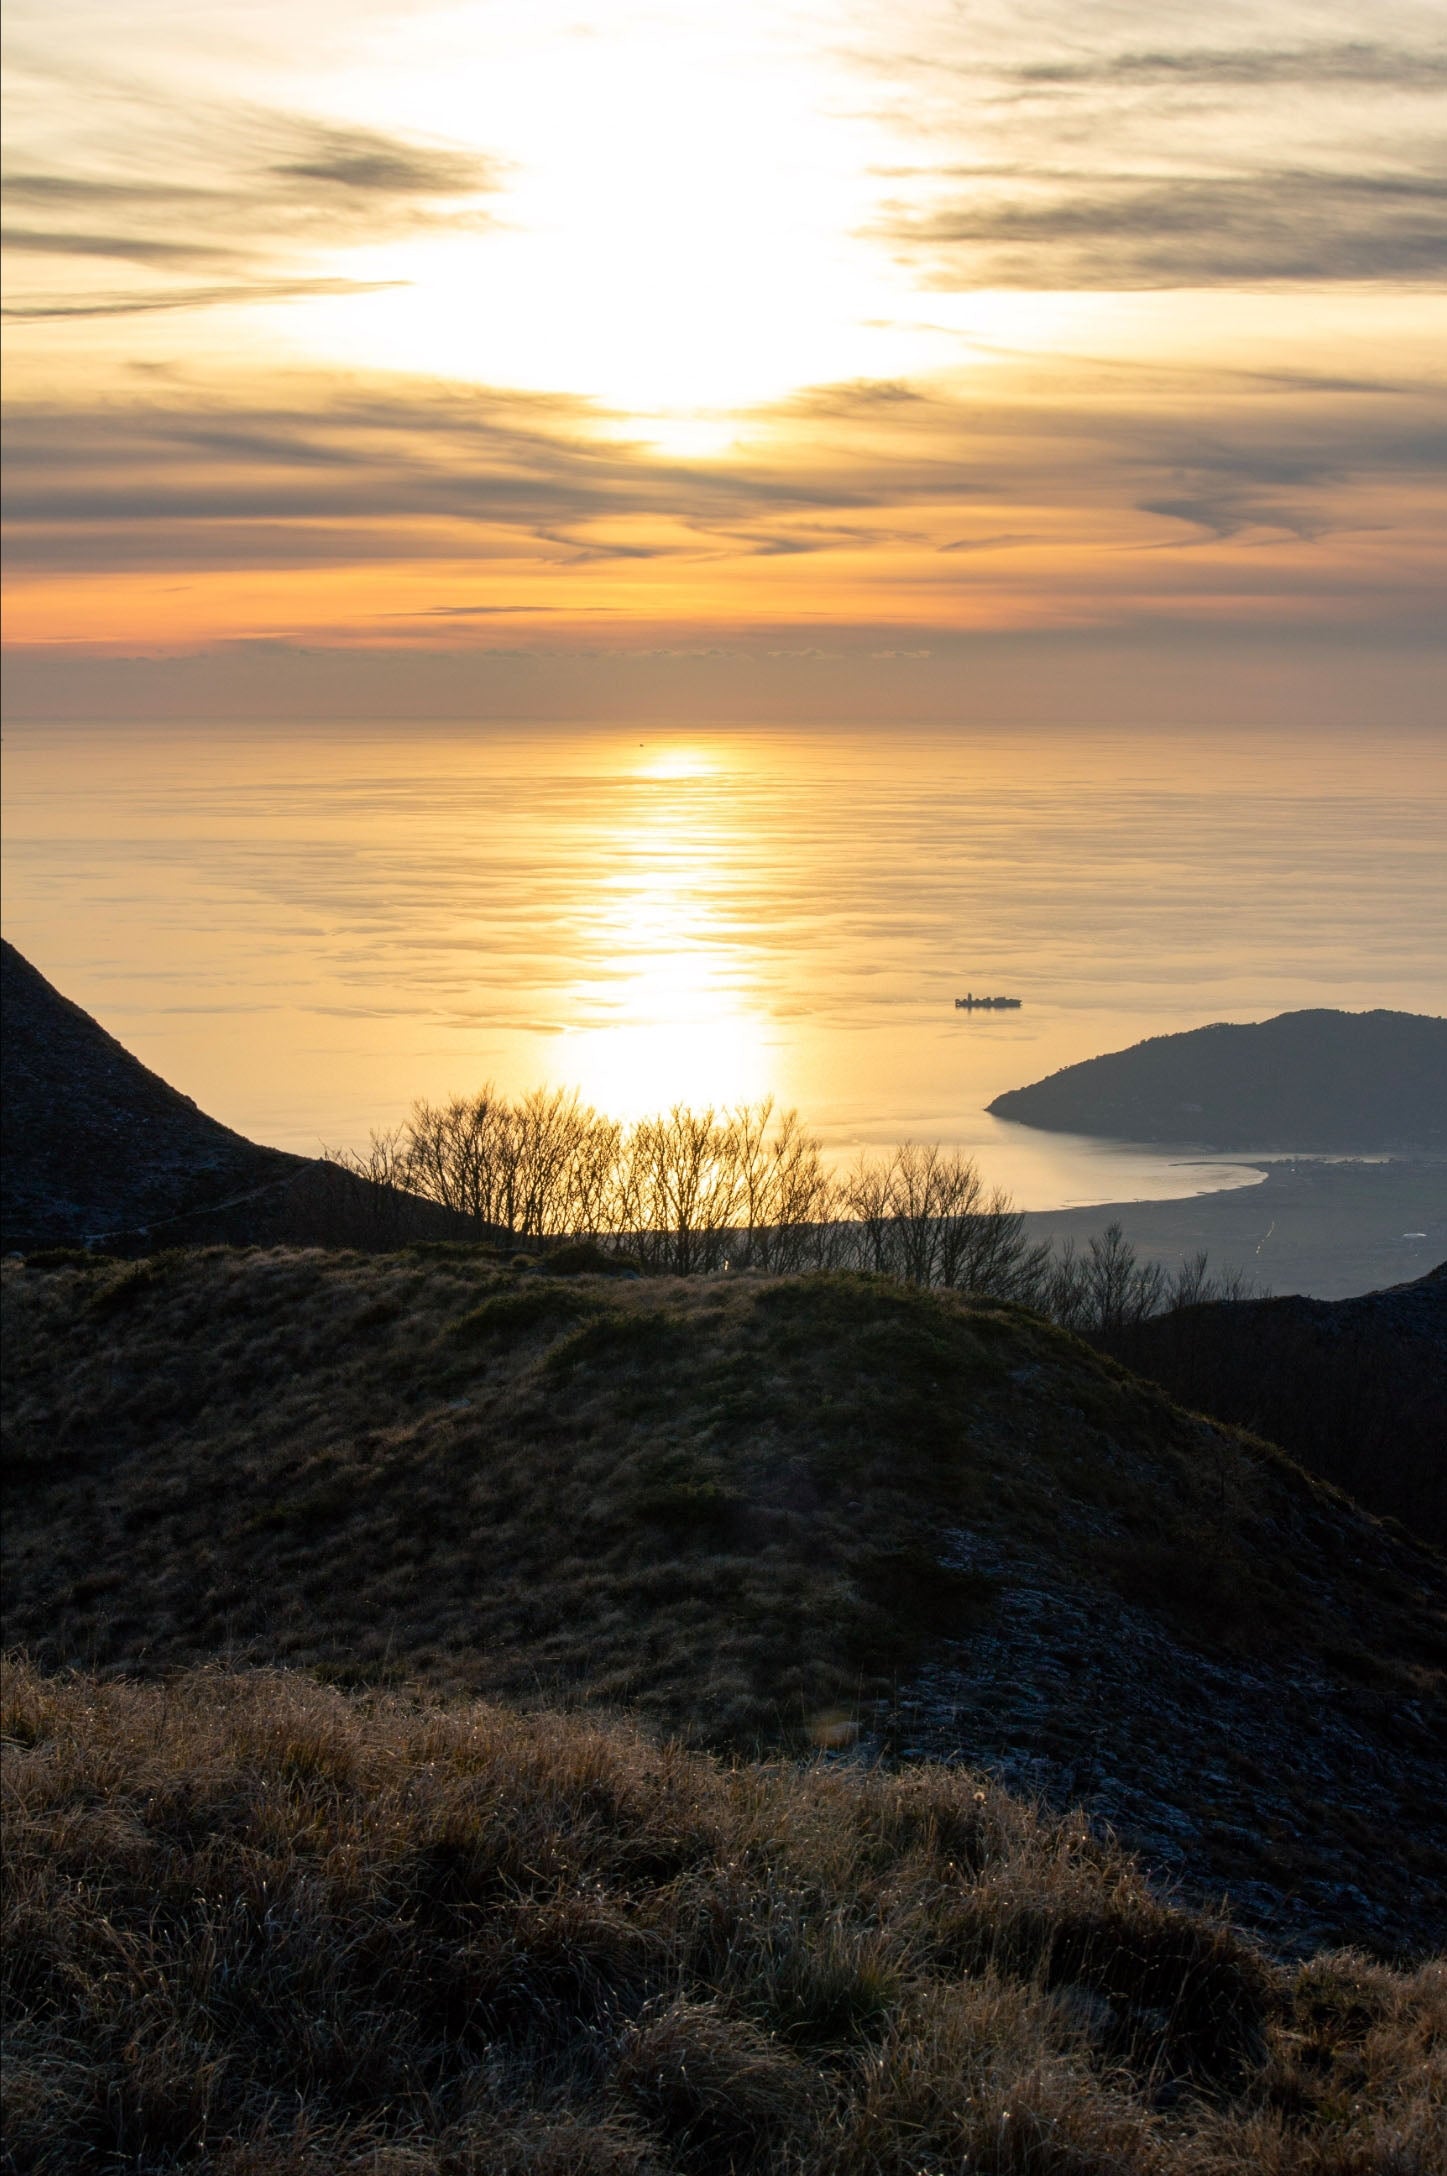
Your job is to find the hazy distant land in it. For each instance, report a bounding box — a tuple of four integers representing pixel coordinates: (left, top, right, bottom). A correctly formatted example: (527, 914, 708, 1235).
(1019, 1156, 1446, 1301)
(990, 1007, 1446, 1294)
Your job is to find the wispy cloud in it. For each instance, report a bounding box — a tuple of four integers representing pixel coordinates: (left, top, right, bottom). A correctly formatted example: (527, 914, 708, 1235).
(383, 602, 576, 616)
(0, 378, 865, 572)
(856, 9, 1447, 289)
(879, 167, 1447, 289)
(1, 73, 500, 317)
(4, 0, 1446, 660)
(3, 358, 1442, 585)
(2, 278, 405, 323)
(1003, 42, 1447, 93)
(2, 226, 223, 265)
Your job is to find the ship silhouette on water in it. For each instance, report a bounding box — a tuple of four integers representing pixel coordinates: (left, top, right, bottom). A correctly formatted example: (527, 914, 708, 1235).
(955, 992, 1022, 1010)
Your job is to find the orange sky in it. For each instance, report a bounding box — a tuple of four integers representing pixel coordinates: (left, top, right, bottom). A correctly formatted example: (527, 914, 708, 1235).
(4, 0, 1445, 712)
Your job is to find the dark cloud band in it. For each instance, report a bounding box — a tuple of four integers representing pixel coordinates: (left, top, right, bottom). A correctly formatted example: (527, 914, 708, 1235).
(3, 363, 1443, 576)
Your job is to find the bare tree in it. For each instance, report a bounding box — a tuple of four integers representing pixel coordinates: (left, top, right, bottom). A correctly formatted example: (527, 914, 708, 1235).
(619, 1106, 744, 1274)
(727, 1100, 838, 1271)
(838, 1150, 899, 1275)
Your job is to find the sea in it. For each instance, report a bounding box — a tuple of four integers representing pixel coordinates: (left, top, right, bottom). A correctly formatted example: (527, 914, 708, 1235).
(3, 717, 1444, 1212)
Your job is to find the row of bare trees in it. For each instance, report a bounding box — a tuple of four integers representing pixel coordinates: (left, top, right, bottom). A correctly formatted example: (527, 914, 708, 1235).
(1040, 1225, 1258, 1337)
(327, 1090, 1256, 1327)
(331, 1093, 845, 1276)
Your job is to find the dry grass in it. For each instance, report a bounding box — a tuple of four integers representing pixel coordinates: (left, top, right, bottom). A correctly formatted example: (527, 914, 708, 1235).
(3, 1658, 1444, 2176)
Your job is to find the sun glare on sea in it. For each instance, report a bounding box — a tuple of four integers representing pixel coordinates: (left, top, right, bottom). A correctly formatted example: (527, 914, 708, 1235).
(557, 1000, 771, 1122)
(636, 745, 720, 783)
(543, 733, 773, 1117)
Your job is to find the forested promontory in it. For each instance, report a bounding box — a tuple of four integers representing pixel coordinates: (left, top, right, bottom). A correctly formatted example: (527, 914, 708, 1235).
(989, 1008, 1446, 1151)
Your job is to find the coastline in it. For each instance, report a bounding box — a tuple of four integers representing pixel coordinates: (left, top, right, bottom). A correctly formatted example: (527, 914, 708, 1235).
(1017, 1155, 1447, 1300)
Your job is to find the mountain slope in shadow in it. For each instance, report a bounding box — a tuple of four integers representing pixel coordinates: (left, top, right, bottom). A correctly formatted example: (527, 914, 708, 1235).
(0, 940, 472, 1252)
(988, 1008, 1446, 1152)
(1103, 1262, 1447, 1541)
(5, 1250, 1443, 1957)
(1, 938, 300, 1250)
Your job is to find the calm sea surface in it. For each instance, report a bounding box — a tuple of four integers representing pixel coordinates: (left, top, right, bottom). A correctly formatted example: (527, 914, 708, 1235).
(3, 718, 1444, 1210)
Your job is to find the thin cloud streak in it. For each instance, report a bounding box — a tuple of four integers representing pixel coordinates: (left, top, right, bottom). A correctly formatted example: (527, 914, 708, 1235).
(1002, 42, 1447, 92)
(1, 71, 501, 318)
(1, 280, 408, 323)
(881, 168, 1447, 289)
(3, 362, 1443, 616)
(853, 5, 1447, 289)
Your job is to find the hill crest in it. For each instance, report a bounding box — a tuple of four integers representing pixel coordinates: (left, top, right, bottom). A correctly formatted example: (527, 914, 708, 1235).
(0, 940, 474, 1251)
(5, 1247, 1442, 1957)
(0, 937, 296, 1250)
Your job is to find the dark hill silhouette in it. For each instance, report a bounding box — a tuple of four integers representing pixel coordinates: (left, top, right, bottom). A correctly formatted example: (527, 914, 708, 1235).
(988, 1008, 1446, 1152)
(1, 937, 299, 1250)
(1103, 1261, 1447, 1542)
(0, 939, 473, 1252)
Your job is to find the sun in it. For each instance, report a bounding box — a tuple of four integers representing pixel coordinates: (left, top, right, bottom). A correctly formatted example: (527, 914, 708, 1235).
(281, 0, 943, 421)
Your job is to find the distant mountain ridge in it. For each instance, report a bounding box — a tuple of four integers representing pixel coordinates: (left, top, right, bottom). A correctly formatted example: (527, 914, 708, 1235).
(0, 940, 472, 1252)
(988, 1008, 1446, 1152)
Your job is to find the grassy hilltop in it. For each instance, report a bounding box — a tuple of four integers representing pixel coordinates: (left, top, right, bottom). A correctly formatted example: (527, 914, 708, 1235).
(5, 1247, 1444, 1958)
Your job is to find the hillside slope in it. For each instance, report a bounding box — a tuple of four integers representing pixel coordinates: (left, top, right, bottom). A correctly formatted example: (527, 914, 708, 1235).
(0, 938, 297, 1250)
(0, 941, 474, 1252)
(1107, 1263, 1447, 1540)
(4, 1250, 1443, 1956)
(988, 1008, 1446, 1151)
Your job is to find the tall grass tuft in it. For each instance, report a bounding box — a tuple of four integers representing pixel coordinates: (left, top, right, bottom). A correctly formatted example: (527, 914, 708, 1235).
(4, 1659, 1442, 2174)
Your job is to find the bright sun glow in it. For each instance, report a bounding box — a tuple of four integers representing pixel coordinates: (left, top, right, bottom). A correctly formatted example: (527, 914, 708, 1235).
(286, 0, 942, 417)
(557, 997, 772, 1121)
(635, 746, 719, 783)
(5, 0, 1442, 663)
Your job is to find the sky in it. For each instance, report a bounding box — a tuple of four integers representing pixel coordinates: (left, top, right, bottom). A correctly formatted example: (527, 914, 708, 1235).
(3, 0, 1445, 722)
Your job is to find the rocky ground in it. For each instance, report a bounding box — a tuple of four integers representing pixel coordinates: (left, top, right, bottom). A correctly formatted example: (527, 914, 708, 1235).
(871, 1523, 1445, 1959)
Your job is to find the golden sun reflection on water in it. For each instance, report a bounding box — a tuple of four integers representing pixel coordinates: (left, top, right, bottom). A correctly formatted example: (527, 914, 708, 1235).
(557, 1004, 771, 1122)
(552, 739, 774, 1118)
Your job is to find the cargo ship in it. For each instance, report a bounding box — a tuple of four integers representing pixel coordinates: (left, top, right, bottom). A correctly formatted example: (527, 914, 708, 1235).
(954, 993, 1022, 1009)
